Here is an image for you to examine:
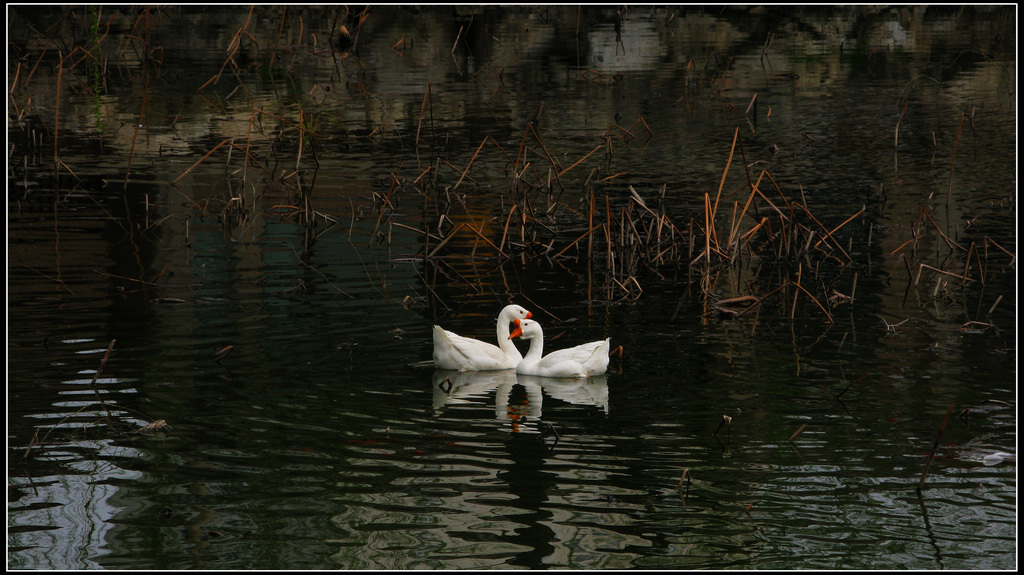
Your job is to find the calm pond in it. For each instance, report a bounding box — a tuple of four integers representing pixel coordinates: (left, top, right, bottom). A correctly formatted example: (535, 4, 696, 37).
(7, 5, 1016, 570)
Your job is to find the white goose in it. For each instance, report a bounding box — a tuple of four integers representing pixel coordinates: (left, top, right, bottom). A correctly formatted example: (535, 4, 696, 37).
(432, 305, 532, 371)
(508, 318, 610, 378)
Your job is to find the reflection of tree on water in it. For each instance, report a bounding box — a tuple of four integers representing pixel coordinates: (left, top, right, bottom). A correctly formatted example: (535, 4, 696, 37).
(499, 426, 558, 569)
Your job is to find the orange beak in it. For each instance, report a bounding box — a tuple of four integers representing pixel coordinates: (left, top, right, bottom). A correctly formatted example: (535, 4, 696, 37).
(508, 319, 523, 339)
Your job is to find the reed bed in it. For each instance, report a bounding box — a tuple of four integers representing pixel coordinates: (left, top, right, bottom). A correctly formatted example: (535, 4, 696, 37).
(8, 6, 1014, 328)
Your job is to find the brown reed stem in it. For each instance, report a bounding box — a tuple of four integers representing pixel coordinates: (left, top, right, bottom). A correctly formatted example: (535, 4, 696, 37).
(914, 263, 975, 286)
(463, 221, 508, 259)
(588, 187, 595, 262)
(816, 206, 864, 250)
(453, 136, 490, 190)
(53, 50, 62, 166)
(889, 234, 924, 256)
(426, 223, 464, 259)
(498, 204, 519, 255)
(895, 100, 908, 148)
(987, 295, 1003, 315)
(964, 242, 984, 286)
(984, 237, 1015, 265)
(712, 127, 740, 238)
(605, 195, 614, 285)
(525, 123, 564, 188)
(296, 108, 304, 170)
(124, 66, 151, 187)
(918, 405, 955, 492)
(919, 207, 964, 252)
(559, 145, 603, 177)
(946, 112, 965, 206)
(90, 339, 117, 419)
(704, 193, 713, 267)
(796, 203, 853, 263)
(416, 81, 431, 149)
(791, 264, 801, 320)
(554, 225, 602, 260)
(171, 140, 268, 185)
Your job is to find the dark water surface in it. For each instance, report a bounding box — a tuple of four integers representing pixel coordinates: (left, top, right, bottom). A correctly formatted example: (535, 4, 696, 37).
(7, 6, 1016, 570)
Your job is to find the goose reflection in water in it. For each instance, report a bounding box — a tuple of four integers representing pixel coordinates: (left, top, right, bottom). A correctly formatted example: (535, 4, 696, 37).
(432, 370, 609, 432)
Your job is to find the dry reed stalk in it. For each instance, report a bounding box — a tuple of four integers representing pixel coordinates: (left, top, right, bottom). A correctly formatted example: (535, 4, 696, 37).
(726, 282, 784, 319)
(894, 100, 909, 148)
(745, 93, 758, 118)
(296, 108, 305, 170)
(727, 200, 740, 257)
(688, 218, 695, 261)
(726, 184, 761, 250)
(171, 140, 268, 184)
(370, 173, 401, 240)
(712, 127, 741, 229)
(349, 6, 370, 53)
(796, 204, 853, 263)
(124, 70, 152, 186)
(703, 193, 713, 267)
(451, 25, 464, 55)
(792, 281, 833, 322)
(466, 221, 508, 259)
(602, 123, 636, 142)
(738, 217, 768, 249)
(629, 188, 686, 244)
(497, 204, 519, 255)
(790, 264, 802, 319)
(891, 252, 914, 281)
(588, 188, 595, 262)
(788, 423, 808, 442)
(512, 126, 531, 175)
(816, 206, 864, 250)
(945, 112, 966, 205)
(634, 116, 654, 138)
(411, 166, 433, 190)
(558, 145, 604, 178)
(425, 223, 465, 259)
(391, 222, 439, 242)
(553, 225, 603, 259)
(605, 195, 614, 282)
(919, 207, 964, 252)
(89, 339, 117, 419)
(452, 136, 490, 190)
(416, 81, 431, 148)
(984, 237, 1015, 265)
(987, 295, 1003, 315)
(599, 172, 629, 183)
(760, 170, 794, 217)
(914, 263, 975, 286)
(53, 50, 62, 167)
(889, 234, 924, 256)
(23, 23, 59, 88)
(486, 138, 517, 173)
(435, 259, 481, 293)
(964, 242, 984, 286)
(918, 405, 955, 491)
(207, 5, 256, 87)
(525, 124, 564, 188)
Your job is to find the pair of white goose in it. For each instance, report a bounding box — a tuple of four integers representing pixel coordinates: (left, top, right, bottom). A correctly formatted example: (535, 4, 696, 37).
(432, 304, 610, 378)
